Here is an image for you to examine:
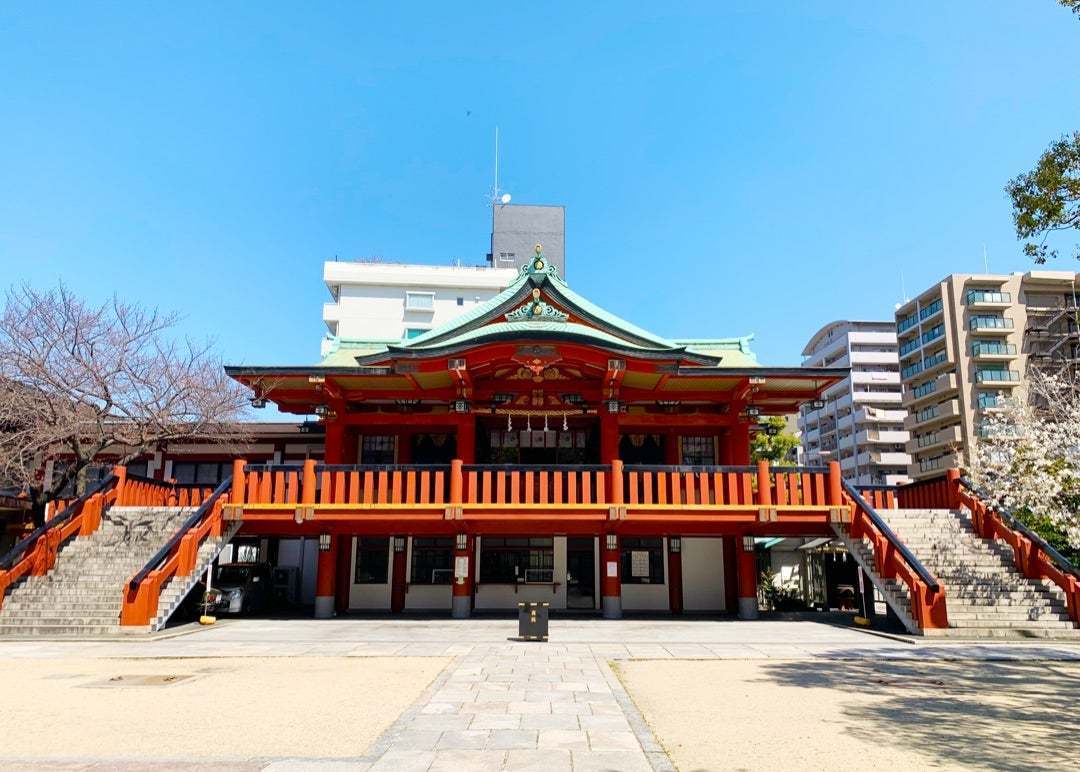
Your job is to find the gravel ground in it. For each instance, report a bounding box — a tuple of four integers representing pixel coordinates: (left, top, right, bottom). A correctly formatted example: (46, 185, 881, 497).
(0, 656, 448, 762)
(617, 658, 1080, 771)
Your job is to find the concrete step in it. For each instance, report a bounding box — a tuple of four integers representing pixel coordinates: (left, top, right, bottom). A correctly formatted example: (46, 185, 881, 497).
(946, 613, 1071, 626)
(925, 627, 1080, 640)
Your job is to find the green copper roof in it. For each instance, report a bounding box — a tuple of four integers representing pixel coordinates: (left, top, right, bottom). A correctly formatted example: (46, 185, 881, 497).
(319, 337, 394, 367)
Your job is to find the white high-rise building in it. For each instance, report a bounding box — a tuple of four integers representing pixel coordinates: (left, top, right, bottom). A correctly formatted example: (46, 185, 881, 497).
(798, 320, 911, 486)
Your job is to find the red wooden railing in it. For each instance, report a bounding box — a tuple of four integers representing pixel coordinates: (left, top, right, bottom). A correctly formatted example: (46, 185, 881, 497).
(952, 471, 1080, 626)
(464, 464, 607, 506)
(120, 474, 233, 627)
(229, 459, 846, 517)
(842, 480, 948, 630)
(0, 467, 128, 613)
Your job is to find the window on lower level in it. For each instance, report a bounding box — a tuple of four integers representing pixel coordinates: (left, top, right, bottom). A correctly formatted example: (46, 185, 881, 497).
(620, 537, 664, 584)
(405, 327, 427, 339)
(354, 537, 390, 584)
(410, 537, 454, 585)
(172, 462, 228, 485)
(479, 537, 554, 583)
(680, 436, 716, 466)
(361, 435, 396, 464)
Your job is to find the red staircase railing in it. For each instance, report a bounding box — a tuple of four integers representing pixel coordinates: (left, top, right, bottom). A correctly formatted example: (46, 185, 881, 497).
(120, 472, 235, 627)
(953, 471, 1080, 625)
(0, 469, 124, 613)
(841, 479, 949, 630)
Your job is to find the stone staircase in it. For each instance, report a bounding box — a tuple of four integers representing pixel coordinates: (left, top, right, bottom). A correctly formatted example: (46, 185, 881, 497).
(0, 506, 234, 636)
(836, 508, 1080, 640)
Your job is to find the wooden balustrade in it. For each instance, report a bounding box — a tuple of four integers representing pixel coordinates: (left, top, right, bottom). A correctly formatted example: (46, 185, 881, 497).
(844, 480, 949, 630)
(857, 487, 898, 510)
(463, 465, 607, 506)
(0, 468, 125, 613)
(120, 479, 232, 627)
(317, 465, 450, 506)
(225, 460, 846, 528)
(953, 471, 1080, 625)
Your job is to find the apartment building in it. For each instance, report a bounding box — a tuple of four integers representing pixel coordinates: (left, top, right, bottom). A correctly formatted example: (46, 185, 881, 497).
(895, 270, 1079, 480)
(798, 320, 911, 485)
(321, 203, 566, 357)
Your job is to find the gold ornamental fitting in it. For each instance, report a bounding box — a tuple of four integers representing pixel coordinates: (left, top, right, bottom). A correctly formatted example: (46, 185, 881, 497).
(534, 243, 542, 255)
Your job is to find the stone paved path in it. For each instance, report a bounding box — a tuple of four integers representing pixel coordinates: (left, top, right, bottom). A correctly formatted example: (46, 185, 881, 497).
(3, 618, 1080, 770)
(359, 642, 670, 772)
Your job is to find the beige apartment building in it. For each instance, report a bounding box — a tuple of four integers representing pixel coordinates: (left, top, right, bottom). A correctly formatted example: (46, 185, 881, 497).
(895, 270, 1079, 480)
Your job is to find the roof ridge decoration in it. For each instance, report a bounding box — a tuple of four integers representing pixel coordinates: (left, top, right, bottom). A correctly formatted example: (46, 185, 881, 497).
(505, 287, 569, 323)
(518, 242, 562, 282)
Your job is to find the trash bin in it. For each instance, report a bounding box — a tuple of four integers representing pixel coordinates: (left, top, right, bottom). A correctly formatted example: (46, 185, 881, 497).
(517, 601, 549, 641)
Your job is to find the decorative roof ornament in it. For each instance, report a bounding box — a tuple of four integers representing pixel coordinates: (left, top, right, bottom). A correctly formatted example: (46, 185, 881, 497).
(519, 242, 561, 280)
(505, 287, 569, 323)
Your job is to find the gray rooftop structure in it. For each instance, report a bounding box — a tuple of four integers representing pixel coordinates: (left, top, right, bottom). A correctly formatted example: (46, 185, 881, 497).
(488, 203, 566, 277)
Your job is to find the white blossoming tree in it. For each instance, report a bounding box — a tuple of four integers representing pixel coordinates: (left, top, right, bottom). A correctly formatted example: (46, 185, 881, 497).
(970, 368, 1080, 554)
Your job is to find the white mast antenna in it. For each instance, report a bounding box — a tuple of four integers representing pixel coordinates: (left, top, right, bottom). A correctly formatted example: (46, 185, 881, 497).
(493, 126, 500, 203)
(900, 271, 908, 303)
(982, 243, 989, 273)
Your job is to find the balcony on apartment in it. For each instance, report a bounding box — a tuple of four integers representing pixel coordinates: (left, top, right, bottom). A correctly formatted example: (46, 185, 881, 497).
(907, 424, 963, 455)
(848, 350, 899, 366)
(855, 406, 908, 424)
(903, 398, 961, 430)
(851, 370, 901, 387)
(975, 368, 1021, 386)
(968, 315, 1014, 335)
(916, 450, 964, 478)
(857, 428, 910, 445)
(852, 390, 903, 406)
(856, 450, 911, 467)
(971, 342, 1018, 362)
(965, 289, 1012, 309)
(902, 372, 958, 407)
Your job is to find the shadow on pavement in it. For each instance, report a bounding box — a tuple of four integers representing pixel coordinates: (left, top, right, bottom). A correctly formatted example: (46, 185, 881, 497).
(755, 655, 1080, 768)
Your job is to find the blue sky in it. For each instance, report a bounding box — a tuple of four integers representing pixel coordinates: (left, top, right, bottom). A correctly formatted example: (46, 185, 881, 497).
(2, 2, 1078, 379)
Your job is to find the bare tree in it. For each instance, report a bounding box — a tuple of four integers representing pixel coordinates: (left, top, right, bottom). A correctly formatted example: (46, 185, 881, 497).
(0, 284, 250, 523)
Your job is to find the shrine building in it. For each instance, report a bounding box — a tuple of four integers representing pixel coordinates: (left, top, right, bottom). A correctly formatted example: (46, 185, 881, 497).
(225, 247, 845, 619)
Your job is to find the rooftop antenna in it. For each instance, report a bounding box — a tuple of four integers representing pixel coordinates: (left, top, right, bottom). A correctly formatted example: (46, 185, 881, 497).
(492, 126, 500, 204)
(900, 270, 908, 304)
(982, 243, 989, 273)
(491, 126, 512, 206)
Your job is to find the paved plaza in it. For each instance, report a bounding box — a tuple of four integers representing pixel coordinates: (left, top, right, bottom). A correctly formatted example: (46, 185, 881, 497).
(1, 618, 1078, 770)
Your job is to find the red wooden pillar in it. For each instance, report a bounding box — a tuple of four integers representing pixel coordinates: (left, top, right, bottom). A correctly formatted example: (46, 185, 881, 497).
(397, 432, 413, 464)
(324, 418, 346, 464)
(737, 535, 759, 620)
(723, 536, 738, 613)
(342, 427, 359, 465)
(315, 534, 337, 619)
(601, 533, 622, 619)
(452, 533, 473, 619)
(663, 433, 680, 465)
(667, 537, 683, 614)
(600, 410, 620, 464)
(390, 536, 407, 613)
(456, 418, 476, 464)
(719, 430, 733, 465)
(334, 535, 352, 614)
(731, 420, 751, 465)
